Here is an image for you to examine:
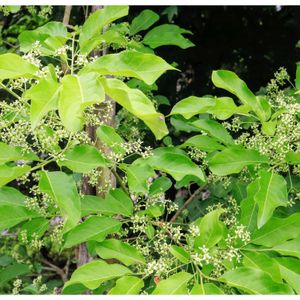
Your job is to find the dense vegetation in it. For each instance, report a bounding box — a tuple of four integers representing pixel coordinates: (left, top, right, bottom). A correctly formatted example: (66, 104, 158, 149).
(0, 5, 299, 295)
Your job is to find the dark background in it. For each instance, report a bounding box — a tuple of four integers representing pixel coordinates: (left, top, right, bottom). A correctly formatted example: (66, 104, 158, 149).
(129, 6, 300, 104)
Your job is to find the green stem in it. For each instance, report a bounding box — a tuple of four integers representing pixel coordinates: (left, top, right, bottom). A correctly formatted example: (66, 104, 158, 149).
(0, 82, 21, 99)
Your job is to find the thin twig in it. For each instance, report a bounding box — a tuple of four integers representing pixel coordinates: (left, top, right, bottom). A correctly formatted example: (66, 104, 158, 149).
(170, 186, 206, 223)
(40, 257, 67, 282)
(111, 168, 129, 194)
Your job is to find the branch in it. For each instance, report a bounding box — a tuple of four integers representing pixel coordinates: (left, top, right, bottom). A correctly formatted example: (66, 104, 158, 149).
(170, 186, 206, 223)
(63, 6, 72, 25)
(111, 168, 128, 194)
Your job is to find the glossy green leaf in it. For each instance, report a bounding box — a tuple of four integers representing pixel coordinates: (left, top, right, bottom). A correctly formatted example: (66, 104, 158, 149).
(0, 53, 38, 80)
(63, 216, 121, 249)
(81, 50, 176, 85)
(221, 267, 293, 294)
(25, 75, 60, 129)
(180, 135, 225, 152)
(169, 245, 190, 264)
(0, 142, 38, 164)
(80, 195, 105, 217)
(109, 276, 144, 295)
(192, 119, 234, 145)
(0, 205, 38, 231)
(82, 188, 133, 217)
(130, 9, 159, 35)
(0, 164, 31, 186)
(152, 272, 193, 295)
(207, 97, 249, 120)
(212, 70, 268, 121)
(285, 151, 300, 165)
(38, 171, 81, 232)
(143, 24, 194, 49)
(0, 263, 30, 285)
(64, 259, 132, 290)
(149, 176, 172, 195)
(275, 257, 300, 294)
(208, 146, 268, 176)
(190, 283, 224, 295)
(239, 180, 259, 232)
(0, 186, 26, 206)
(59, 73, 105, 132)
(193, 208, 226, 249)
(146, 147, 205, 184)
(58, 144, 108, 173)
(242, 251, 281, 282)
(170, 96, 216, 119)
(96, 239, 145, 266)
(79, 6, 129, 54)
(251, 213, 300, 247)
(18, 21, 68, 55)
(254, 170, 288, 228)
(271, 237, 300, 259)
(96, 125, 125, 155)
(100, 77, 168, 140)
(126, 161, 155, 194)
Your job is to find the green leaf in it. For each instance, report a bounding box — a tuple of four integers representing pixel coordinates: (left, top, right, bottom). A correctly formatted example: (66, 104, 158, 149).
(0, 142, 38, 164)
(149, 176, 172, 195)
(152, 272, 193, 294)
(192, 119, 234, 145)
(190, 283, 224, 295)
(80, 195, 105, 217)
(271, 237, 300, 259)
(126, 161, 155, 194)
(208, 146, 268, 176)
(109, 276, 144, 295)
(96, 125, 125, 155)
(0, 186, 26, 206)
(251, 213, 300, 247)
(221, 267, 293, 294)
(19, 217, 49, 241)
(58, 73, 105, 132)
(212, 70, 269, 121)
(208, 97, 249, 120)
(0, 263, 30, 285)
(180, 135, 225, 153)
(25, 75, 60, 129)
(0, 164, 31, 186)
(81, 50, 176, 86)
(96, 239, 145, 266)
(170, 96, 216, 119)
(239, 180, 259, 232)
(285, 151, 300, 165)
(18, 21, 68, 55)
(296, 62, 300, 89)
(39, 171, 81, 232)
(79, 6, 129, 54)
(275, 257, 300, 294)
(130, 9, 159, 35)
(99, 77, 168, 140)
(170, 115, 199, 133)
(143, 24, 194, 49)
(193, 208, 226, 249)
(169, 245, 190, 264)
(146, 147, 205, 184)
(63, 259, 132, 290)
(0, 53, 38, 80)
(242, 251, 281, 283)
(63, 216, 122, 249)
(58, 144, 108, 173)
(82, 188, 133, 217)
(0, 205, 38, 231)
(254, 170, 288, 228)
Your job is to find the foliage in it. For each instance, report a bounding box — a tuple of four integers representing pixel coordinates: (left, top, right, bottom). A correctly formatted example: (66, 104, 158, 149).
(0, 5, 299, 295)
